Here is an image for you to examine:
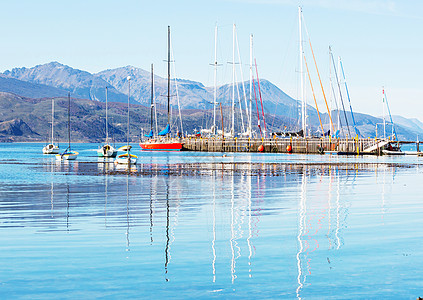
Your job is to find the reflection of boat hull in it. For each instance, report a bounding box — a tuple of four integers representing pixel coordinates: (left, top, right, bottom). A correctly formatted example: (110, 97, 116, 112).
(56, 151, 79, 160)
(140, 139, 183, 151)
(97, 144, 118, 157)
(115, 153, 137, 164)
(43, 144, 60, 154)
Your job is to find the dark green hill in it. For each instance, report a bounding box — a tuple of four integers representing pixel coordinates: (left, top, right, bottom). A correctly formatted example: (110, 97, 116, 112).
(0, 92, 295, 142)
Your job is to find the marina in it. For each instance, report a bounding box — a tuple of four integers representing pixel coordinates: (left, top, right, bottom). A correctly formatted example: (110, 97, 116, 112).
(1, 0, 423, 298)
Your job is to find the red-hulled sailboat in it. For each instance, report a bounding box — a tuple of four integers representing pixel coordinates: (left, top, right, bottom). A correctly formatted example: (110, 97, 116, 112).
(140, 26, 183, 151)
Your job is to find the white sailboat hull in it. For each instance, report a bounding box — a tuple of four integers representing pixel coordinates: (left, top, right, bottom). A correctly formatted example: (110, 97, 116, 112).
(97, 144, 118, 158)
(382, 149, 405, 156)
(56, 151, 79, 160)
(43, 144, 60, 154)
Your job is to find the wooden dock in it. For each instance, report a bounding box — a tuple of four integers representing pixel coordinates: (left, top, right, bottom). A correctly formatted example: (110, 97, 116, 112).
(181, 136, 387, 154)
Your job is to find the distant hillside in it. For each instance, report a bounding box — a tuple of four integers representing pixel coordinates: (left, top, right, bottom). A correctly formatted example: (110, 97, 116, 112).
(2, 62, 324, 127)
(0, 92, 132, 142)
(0, 92, 299, 142)
(1, 61, 423, 141)
(3, 62, 132, 104)
(97, 66, 213, 109)
(0, 74, 67, 98)
(96, 66, 302, 116)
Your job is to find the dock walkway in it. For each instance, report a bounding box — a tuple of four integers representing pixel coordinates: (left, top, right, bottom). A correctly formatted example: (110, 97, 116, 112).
(181, 137, 385, 155)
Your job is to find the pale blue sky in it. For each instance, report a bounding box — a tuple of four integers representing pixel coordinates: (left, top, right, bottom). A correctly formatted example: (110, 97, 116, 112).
(1, 0, 422, 118)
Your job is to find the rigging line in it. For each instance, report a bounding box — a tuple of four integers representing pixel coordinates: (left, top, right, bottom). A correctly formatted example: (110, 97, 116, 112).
(252, 76, 262, 139)
(383, 89, 397, 140)
(302, 14, 334, 135)
(170, 39, 184, 136)
(328, 47, 343, 132)
(330, 82, 343, 132)
(308, 40, 334, 135)
(339, 59, 359, 137)
(330, 51, 350, 137)
(271, 103, 279, 130)
(154, 93, 159, 138)
(235, 28, 250, 129)
(254, 59, 267, 138)
(234, 65, 246, 133)
(303, 54, 324, 135)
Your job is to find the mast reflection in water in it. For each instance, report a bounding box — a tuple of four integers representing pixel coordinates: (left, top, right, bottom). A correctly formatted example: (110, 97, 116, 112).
(0, 145, 421, 299)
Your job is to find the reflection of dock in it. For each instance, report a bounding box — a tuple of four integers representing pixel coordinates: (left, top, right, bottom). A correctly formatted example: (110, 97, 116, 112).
(182, 137, 417, 155)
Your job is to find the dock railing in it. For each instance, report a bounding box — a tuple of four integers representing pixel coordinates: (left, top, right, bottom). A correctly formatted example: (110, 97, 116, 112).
(182, 136, 381, 154)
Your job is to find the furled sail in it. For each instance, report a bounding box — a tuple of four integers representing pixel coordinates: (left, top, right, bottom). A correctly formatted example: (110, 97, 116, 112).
(158, 124, 170, 136)
(145, 130, 154, 138)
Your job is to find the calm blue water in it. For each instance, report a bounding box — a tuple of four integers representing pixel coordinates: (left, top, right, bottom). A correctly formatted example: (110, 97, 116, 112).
(1, 143, 423, 299)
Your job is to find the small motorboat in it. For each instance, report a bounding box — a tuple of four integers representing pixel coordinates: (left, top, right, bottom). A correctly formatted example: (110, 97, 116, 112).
(382, 143, 404, 156)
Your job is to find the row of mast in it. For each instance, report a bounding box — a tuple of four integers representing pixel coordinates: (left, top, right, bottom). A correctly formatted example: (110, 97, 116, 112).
(139, 8, 396, 140)
(211, 24, 259, 138)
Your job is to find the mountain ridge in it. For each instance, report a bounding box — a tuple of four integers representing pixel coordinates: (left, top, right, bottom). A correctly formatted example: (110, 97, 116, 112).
(1, 61, 422, 141)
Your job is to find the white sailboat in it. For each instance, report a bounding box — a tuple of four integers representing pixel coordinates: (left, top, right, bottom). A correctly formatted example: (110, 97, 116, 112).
(43, 98, 60, 154)
(56, 93, 78, 160)
(97, 87, 117, 157)
(115, 76, 138, 165)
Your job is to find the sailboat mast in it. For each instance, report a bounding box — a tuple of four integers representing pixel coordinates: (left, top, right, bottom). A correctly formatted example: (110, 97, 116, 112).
(51, 98, 54, 144)
(299, 6, 306, 137)
(232, 23, 236, 136)
(339, 58, 359, 137)
(167, 25, 171, 127)
(249, 34, 253, 137)
(213, 24, 218, 135)
(67, 92, 71, 150)
(383, 87, 386, 139)
(105, 87, 109, 143)
(127, 76, 131, 146)
(151, 64, 154, 134)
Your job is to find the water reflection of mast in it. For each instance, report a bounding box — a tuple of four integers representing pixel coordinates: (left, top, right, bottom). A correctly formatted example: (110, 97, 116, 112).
(50, 162, 54, 218)
(230, 165, 236, 283)
(381, 165, 386, 221)
(104, 169, 108, 228)
(66, 183, 70, 232)
(212, 170, 216, 282)
(327, 167, 333, 249)
(296, 167, 307, 299)
(149, 174, 154, 245)
(164, 177, 170, 282)
(126, 173, 130, 253)
(247, 162, 253, 278)
(335, 167, 341, 249)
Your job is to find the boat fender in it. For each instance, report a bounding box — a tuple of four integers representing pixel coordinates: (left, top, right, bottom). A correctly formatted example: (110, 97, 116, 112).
(258, 145, 264, 152)
(286, 145, 292, 153)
